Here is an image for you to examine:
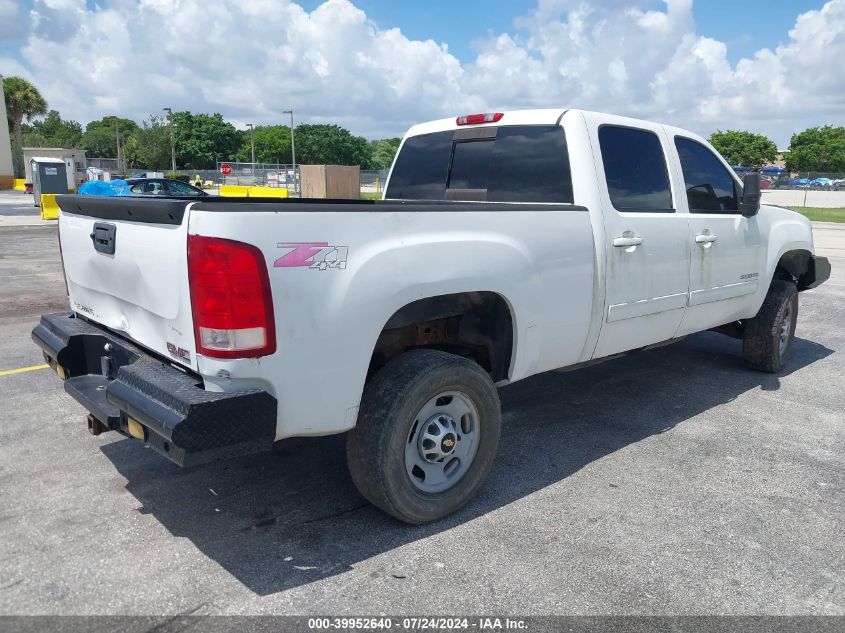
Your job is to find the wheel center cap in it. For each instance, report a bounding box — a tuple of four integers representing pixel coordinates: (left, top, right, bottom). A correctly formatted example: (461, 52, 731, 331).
(440, 433, 457, 455)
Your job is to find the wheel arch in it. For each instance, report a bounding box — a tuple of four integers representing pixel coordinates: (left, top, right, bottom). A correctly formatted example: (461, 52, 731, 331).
(773, 248, 816, 290)
(368, 291, 516, 383)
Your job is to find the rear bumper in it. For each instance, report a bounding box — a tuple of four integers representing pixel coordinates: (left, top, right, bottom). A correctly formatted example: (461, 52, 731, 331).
(801, 255, 831, 290)
(32, 312, 277, 467)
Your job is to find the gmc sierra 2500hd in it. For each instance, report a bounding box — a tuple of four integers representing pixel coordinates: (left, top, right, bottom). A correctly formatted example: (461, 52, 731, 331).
(33, 109, 830, 523)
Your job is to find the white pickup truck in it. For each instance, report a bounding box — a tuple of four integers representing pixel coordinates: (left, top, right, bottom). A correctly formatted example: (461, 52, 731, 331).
(34, 109, 830, 523)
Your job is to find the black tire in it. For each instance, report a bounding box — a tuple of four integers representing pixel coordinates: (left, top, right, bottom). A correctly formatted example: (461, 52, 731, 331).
(742, 280, 798, 373)
(347, 349, 501, 524)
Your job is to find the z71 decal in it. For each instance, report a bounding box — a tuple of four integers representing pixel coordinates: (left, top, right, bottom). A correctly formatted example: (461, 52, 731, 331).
(274, 242, 348, 270)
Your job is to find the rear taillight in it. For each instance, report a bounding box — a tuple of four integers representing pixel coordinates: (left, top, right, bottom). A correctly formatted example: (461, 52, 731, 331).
(456, 112, 504, 126)
(187, 235, 276, 359)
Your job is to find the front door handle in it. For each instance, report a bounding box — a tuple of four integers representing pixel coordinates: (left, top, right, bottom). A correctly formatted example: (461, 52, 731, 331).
(613, 236, 643, 247)
(695, 233, 718, 244)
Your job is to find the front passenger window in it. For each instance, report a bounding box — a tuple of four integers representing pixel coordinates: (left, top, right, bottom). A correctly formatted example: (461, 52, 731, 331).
(675, 137, 739, 213)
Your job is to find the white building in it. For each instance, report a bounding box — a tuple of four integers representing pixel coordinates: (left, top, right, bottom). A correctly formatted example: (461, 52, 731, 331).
(22, 147, 86, 189)
(0, 75, 14, 190)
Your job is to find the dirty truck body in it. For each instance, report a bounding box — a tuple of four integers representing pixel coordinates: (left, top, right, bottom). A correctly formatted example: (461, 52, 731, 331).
(33, 109, 830, 523)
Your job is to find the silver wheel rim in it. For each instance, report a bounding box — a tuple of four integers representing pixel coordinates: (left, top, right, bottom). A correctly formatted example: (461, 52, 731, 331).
(404, 391, 480, 494)
(779, 302, 793, 356)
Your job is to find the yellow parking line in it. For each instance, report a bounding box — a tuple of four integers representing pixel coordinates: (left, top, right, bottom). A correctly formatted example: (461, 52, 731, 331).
(0, 363, 50, 377)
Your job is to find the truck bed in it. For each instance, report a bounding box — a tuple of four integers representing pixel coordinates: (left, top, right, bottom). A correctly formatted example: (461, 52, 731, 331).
(57, 194, 587, 222)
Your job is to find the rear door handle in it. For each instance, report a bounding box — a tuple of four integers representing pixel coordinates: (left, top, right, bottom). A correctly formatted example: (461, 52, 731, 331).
(613, 236, 643, 247)
(695, 234, 718, 244)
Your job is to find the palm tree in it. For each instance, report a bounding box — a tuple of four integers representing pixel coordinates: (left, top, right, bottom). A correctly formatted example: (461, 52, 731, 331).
(3, 76, 48, 175)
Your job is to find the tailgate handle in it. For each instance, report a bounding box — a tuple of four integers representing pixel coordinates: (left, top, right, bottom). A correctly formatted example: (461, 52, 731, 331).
(90, 222, 117, 255)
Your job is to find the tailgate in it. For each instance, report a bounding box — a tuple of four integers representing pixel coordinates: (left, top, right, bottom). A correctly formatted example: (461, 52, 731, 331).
(56, 196, 198, 370)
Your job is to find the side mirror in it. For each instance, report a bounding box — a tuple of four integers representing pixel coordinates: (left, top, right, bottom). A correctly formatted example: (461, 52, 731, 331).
(740, 172, 761, 217)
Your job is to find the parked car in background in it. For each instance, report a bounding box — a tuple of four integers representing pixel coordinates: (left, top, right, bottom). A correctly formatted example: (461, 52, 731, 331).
(773, 175, 792, 189)
(791, 178, 812, 188)
(126, 178, 207, 197)
(810, 178, 833, 188)
(833, 179, 845, 191)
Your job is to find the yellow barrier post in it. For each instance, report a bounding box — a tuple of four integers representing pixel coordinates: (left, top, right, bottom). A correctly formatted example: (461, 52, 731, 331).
(13, 179, 26, 191)
(218, 185, 288, 198)
(40, 194, 60, 220)
(244, 186, 289, 198)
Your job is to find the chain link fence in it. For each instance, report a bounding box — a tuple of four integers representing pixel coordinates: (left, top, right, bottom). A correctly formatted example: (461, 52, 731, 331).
(211, 161, 298, 189)
(360, 169, 390, 194)
(87, 158, 122, 173)
(756, 172, 845, 208)
(779, 172, 845, 190)
(735, 168, 845, 191)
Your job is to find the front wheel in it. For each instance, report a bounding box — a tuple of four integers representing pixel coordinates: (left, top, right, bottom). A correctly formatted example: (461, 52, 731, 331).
(347, 349, 501, 524)
(743, 280, 798, 373)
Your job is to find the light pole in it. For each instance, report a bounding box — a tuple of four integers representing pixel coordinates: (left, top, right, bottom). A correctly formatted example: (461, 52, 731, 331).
(114, 123, 121, 174)
(283, 109, 296, 193)
(246, 123, 255, 166)
(163, 107, 176, 172)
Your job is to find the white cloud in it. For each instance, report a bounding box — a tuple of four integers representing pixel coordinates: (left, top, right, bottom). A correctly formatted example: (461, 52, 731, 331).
(0, 0, 24, 39)
(465, 0, 845, 146)
(6, 0, 845, 145)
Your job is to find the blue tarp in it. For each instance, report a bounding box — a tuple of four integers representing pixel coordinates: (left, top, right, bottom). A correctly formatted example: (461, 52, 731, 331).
(77, 179, 132, 196)
(761, 166, 786, 174)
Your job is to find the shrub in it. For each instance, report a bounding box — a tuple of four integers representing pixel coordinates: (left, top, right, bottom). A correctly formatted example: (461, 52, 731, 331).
(165, 172, 190, 182)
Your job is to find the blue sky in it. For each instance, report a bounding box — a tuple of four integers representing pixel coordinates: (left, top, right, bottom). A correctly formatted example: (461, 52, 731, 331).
(294, 0, 828, 65)
(1, 0, 842, 145)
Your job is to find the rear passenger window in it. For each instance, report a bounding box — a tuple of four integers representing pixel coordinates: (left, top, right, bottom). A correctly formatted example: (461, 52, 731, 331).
(599, 126, 673, 212)
(488, 126, 573, 203)
(385, 125, 573, 203)
(674, 137, 739, 213)
(386, 131, 453, 199)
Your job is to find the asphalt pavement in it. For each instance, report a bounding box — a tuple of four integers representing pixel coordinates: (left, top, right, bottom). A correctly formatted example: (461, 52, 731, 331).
(0, 198, 842, 616)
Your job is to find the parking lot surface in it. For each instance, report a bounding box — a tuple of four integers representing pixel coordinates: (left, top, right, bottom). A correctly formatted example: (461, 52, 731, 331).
(0, 213, 843, 615)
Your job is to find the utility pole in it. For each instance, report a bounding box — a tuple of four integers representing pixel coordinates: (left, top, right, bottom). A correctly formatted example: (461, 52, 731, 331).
(163, 107, 176, 172)
(283, 110, 296, 194)
(247, 123, 255, 165)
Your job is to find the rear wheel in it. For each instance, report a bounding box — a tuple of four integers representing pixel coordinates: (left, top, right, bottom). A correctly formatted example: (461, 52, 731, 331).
(347, 349, 501, 524)
(742, 280, 798, 373)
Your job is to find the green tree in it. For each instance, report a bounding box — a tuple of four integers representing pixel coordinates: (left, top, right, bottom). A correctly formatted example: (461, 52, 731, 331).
(369, 137, 401, 170)
(709, 130, 777, 169)
(235, 125, 292, 163)
(22, 110, 83, 148)
(171, 111, 243, 169)
(20, 122, 45, 148)
(128, 115, 172, 170)
(785, 126, 845, 173)
(3, 76, 48, 176)
(81, 116, 139, 157)
(121, 135, 142, 169)
(295, 124, 373, 167)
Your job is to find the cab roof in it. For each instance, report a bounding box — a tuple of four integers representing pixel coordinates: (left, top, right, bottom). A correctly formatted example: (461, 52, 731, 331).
(405, 108, 568, 138)
(404, 108, 709, 147)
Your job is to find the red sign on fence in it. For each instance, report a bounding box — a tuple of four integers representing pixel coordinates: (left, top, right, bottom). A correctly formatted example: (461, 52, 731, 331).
(220, 163, 232, 176)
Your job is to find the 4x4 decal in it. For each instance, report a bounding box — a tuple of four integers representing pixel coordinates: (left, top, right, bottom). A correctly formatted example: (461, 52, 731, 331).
(274, 242, 348, 270)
